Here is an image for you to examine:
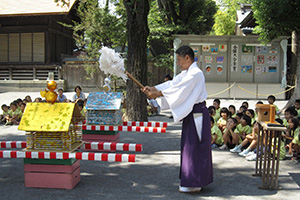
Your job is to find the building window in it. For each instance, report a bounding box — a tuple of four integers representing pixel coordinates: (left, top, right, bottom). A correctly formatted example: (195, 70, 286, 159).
(0, 32, 45, 63)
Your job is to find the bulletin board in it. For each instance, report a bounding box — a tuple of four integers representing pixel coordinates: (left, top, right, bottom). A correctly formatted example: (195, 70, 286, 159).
(197, 44, 227, 82)
(254, 45, 281, 83)
(184, 39, 282, 84)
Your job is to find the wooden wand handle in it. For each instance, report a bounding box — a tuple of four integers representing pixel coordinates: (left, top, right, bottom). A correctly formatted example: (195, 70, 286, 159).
(124, 70, 145, 89)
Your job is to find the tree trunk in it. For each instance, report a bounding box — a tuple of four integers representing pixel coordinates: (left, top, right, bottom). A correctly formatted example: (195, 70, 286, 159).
(284, 31, 300, 110)
(124, 0, 149, 121)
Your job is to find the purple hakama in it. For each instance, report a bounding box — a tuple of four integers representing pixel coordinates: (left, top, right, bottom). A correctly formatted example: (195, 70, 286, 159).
(180, 101, 213, 187)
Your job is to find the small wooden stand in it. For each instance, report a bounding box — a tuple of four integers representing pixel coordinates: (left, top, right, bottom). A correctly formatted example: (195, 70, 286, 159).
(253, 122, 286, 190)
(24, 159, 80, 189)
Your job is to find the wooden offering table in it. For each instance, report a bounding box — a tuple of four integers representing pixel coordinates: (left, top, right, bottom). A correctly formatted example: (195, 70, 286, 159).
(254, 121, 286, 190)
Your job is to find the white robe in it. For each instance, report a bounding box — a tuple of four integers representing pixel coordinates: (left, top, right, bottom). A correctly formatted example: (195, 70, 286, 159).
(155, 62, 207, 122)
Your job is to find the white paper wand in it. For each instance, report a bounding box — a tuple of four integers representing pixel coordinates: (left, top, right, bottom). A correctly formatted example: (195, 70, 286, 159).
(99, 47, 145, 89)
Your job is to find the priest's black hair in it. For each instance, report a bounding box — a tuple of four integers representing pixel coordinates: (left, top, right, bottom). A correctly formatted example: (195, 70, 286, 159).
(175, 45, 194, 61)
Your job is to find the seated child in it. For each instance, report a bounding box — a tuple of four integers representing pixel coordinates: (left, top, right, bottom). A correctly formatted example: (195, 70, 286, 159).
(210, 117, 223, 148)
(20, 103, 26, 114)
(219, 117, 238, 150)
(267, 95, 280, 116)
(217, 107, 231, 133)
(208, 106, 217, 125)
(213, 99, 221, 122)
(245, 109, 255, 126)
(25, 95, 32, 102)
(283, 117, 299, 146)
(34, 97, 43, 102)
(235, 113, 243, 125)
(289, 128, 300, 162)
(284, 117, 300, 162)
(1, 104, 11, 124)
(230, 115, 252, 152)
(77, 100, 86, 121)
(57, 88, 67, 102)
(238, 105, 247, 114)
(228, 105, 236, 118)
(5, 102, 22, 125)
(242, 101, 249, 109)
(238, 121, 259, 158)
(295, 99, 300, 117)
(244, 118, 286, 161)
(282, 107, 297, 127)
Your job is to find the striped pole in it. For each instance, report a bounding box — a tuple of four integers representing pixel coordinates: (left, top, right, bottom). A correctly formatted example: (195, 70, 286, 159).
(1, 141, 27, 148)
(123, 121, 168, 128)
(82, 125, 166, 133)
(82, 142, 142, 152)
(0, 141, 142, 152)
(0, 150, 135, 162)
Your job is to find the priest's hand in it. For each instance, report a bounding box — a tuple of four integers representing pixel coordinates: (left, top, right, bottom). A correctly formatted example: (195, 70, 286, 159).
(142, 86, 157, 93)
(142, 86, 162, 99)
(146, 91, 163, 99)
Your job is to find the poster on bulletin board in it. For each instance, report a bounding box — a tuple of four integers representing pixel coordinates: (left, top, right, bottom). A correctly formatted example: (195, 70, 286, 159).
(242, 45, 253, 53)
(267, 55, 278, 65)
(202, 45, 210, 52)
(241, 55, 253, 64)
(269, 66, 277, 72)
(216, 56, 224, 63)
(217, 65, 223, 74)
(211, 47, 219, 54)
(257, 55, 264, 64)
(219, 44, 227, 52)
(241, 65, 252, 73)
(262, 66, 268, 73)
(256, 46, 262, 53)
(255, 67, 261, 74)
(262, 47, 268, 53)
(205, 65, 212, 74)
(205, 56, 213, 63)
(269, 47, 277, 54)
(193, 47, 199, 54)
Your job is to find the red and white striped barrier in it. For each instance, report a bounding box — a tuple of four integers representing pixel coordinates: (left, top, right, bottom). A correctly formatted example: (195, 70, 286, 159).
(82, 142, 142, 152)
(1, 141, 27, 149)
(82, 125, 166, 133)
(0, 141, 142, 152)
(0, 150, 135, 162)
(123, 121, 168, 128)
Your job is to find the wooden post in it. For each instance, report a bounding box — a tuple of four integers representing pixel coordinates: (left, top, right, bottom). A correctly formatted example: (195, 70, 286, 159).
(9, 67, 12, 80)
(33, 66, 36, 80)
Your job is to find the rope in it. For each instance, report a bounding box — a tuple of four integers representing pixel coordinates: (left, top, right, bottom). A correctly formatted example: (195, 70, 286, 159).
(236, 84, 296, 97)
(207, 82, 236, 97)
(207, 82, 296, 98)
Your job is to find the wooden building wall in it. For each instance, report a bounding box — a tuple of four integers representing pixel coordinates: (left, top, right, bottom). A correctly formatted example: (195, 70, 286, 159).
(0, 14, 75, 65)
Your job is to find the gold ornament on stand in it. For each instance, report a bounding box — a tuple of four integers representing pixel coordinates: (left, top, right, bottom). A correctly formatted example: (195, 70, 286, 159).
(40, 72, 58, 104)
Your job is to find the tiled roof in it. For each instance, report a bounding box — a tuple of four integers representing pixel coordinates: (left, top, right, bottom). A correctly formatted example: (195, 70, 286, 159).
(0, 0, 76, 16)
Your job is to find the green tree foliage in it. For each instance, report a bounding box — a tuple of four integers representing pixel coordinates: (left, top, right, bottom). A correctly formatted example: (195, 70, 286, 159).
(252, 0, 300, 104)
(57, 0, 127, 78)
(149, 0, 217, 39)
(252, 0, 300, 41)
(148, 0, 217, 70)
(213, 0, 252, 35)
(71, 0, 126, 58)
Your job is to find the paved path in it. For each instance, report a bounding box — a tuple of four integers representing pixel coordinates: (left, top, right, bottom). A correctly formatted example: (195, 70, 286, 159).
(0, 92, 299, 200)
